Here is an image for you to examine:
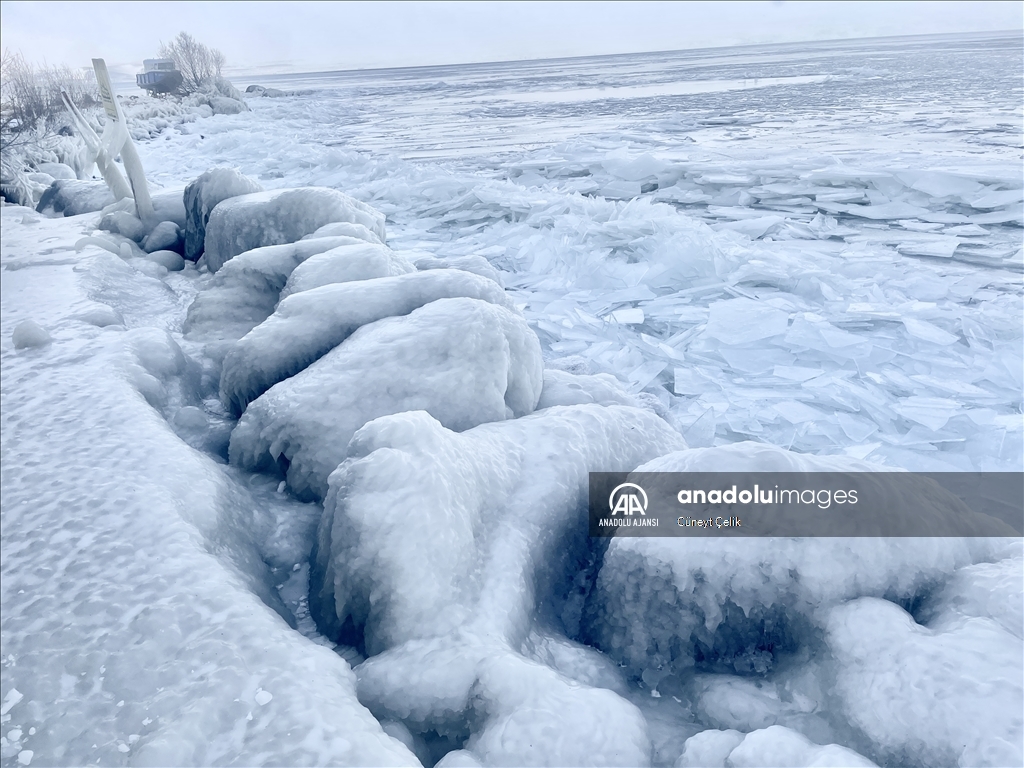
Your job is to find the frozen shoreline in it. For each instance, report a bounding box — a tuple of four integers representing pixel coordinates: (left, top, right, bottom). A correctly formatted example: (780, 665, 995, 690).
(2, 32, 1022, 767)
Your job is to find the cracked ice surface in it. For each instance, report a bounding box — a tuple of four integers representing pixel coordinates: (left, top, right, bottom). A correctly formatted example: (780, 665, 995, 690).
(1, 31, 1022, 768)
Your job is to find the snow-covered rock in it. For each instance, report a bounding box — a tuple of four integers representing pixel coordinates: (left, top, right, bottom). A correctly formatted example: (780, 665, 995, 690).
(221, 269, 513, 415)
(678, 725, 877, 767)
(36, 179, 115, 216)
(414, 253, 503, 285)
(143, 220, 182, 254)
(99, 210, 147, 242)
(826, 597, 1023, 767)
(918, 551, 1024, 639)
(584, 442, 1008, 680)
(279, 241, 414, 300)
(146, 249, 185, 271)
(536, 368, 637, 409)
(35, 162, 76, 180)
(203, 188, 387, 272)
(183, 235, 370, 346)
(229, 297, 543, 499)
(310, 404, 682, 763)
(183, 167, 264, 261)
(150, 189, 188, 230)
(11, 320, 51, 349)
(301, 220, 383, 244)
(188, 76, 249, 116)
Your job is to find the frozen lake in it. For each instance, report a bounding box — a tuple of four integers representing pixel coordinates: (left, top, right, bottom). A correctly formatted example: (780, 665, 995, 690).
(133, 30, 1023, 471)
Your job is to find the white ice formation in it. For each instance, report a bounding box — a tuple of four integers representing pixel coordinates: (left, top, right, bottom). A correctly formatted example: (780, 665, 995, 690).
(203, 187, 387, 272)
(229, 297, 544, 500)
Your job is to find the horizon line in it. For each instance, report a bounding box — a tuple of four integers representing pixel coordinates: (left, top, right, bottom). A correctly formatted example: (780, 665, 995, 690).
(218, 27, 1021, 82)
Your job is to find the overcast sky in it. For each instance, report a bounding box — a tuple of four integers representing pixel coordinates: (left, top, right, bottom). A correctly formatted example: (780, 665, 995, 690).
(2, 1, 1021, 77)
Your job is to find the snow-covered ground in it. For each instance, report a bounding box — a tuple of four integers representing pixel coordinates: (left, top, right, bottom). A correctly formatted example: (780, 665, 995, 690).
(2, 31, 1022, 767)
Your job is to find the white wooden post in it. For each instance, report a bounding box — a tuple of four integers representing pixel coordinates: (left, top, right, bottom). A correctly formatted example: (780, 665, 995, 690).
(92, 58, 155, 225)
(60, 90, 134, 201)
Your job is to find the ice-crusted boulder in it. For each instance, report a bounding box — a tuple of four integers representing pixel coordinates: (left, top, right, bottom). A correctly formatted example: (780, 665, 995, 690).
(279, 241, 414, 300)
(36, 179, 115, 216)
(203, 187, 386, 272)
(187, 76, 249, 115)
(826, 596, 1022, 768)
(917, 552, 1023, 638)
(12, 320, 51, 349)
(143, 220, 182, 253)
(584, 441, 1011, 681)
(309, 404, 683, 764)
(99, 209, 147, 242)
(229, 297, 544, 500)
(301, 220, 383, 244)
(536, 368, 637, 410)
(183, 167, 264, 261)
(183, 235, 373, 346)
(221, 269, 512, 415)
(414, 253, 503, 285)
(678, 726, 877, 767)
(36, 161, 77, 180)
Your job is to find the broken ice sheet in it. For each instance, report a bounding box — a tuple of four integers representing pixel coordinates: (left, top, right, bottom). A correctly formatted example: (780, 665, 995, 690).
(837, 412, 880, 442)
(893, 396, 960, 431)
(773, 365, 825, 382)
(606, 307, 645, 325)
(677, 407, 716, 447)
(628, 360, 668, 392)
(718, 347, 796, 374)
(673, 367, 720, 396)
(902, 317, 959, 345)
(703, 298, 789, 345)
(773, 400, 826, 424)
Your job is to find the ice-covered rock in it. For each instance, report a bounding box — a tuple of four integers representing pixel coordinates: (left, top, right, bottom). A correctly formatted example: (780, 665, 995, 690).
(536, 368, 637, 409)
(143, 220, 182, 253)
(229, 297, 544, 499)
(414, 253, 503, 285)
(36, 180, 115, 216)
(12, 320, 51, 349)
(35, 162, 76, 180)
(310, 404, 682, 762)
(301, 220, 382, 244)
(827, 597, 1022, 768)
(99, 210, 147, 242)
(690, 725, 879, 768)
(188, 76, 249, 115)
(183, 167, 264, 261)
(584, 442, 1008, 680)
(203, 188, 386, 272)
(676, 729, 746, 768)
(183, 235, 370, 345)
(150, 189, 188, 230)
(918, 551, 1023, 639)
(221, 269, 513, 415)
(146, 249, 185, 271)
(279, 242, 415, 300)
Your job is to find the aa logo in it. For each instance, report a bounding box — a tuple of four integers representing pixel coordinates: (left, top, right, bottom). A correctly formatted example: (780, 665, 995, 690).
(609, 483, 648, 516)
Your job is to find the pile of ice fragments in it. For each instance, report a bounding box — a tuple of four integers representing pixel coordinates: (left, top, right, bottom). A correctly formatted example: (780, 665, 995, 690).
(158, 170, 1021, 766)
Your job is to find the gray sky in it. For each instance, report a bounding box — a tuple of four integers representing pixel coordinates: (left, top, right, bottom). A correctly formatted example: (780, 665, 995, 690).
(2, 1, 1021, 77)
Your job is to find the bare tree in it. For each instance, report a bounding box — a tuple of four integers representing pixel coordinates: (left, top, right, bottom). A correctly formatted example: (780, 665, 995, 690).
(158, 32, 226, 94)
(211, 49, 226, 77)
(2, 49, 96, 138)
(1, 49, 98, 205)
